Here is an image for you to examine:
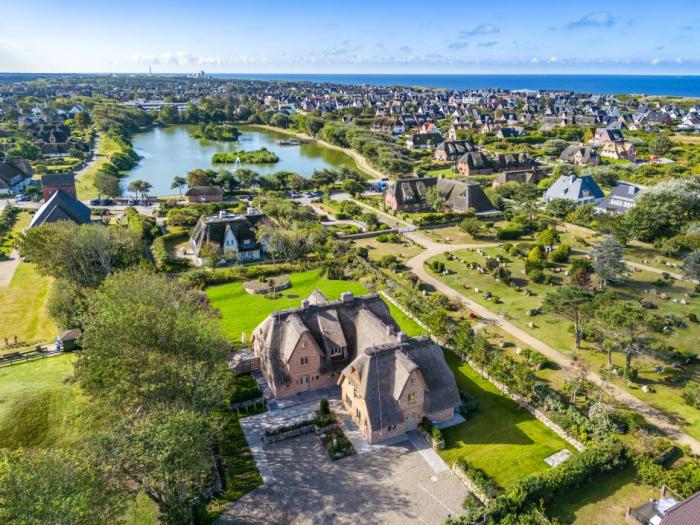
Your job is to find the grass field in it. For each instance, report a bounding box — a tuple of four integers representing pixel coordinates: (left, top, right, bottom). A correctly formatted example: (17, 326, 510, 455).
(0, 354, 85, 449)
(548, 465, 656, 525)
(0, 211, 56, 347)
(206, 268, 423, 341)
(75, 134, 121, 200)
(439, 351, 574, 487)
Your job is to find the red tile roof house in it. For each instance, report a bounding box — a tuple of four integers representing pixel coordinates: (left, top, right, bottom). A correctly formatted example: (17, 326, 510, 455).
(626, 486, 700, 525)
(251, 291, 460, 443)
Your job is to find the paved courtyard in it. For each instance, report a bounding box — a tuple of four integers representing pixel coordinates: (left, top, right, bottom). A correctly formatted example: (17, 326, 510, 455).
(216, 432, 468, 525)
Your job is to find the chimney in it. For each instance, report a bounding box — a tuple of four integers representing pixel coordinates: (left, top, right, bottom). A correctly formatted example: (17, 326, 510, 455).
(340, 292, 353, 303)
(301, 299, 310, 309)
(246, 206, 256, 215)
(219, 210, 225, 218)
(397, 331, 407, 342)
(385, 324, 393, 336)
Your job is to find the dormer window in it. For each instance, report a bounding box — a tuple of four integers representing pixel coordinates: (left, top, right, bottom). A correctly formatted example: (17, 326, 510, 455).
(407, 392, 416, 402)
(330, 346, 343, 357)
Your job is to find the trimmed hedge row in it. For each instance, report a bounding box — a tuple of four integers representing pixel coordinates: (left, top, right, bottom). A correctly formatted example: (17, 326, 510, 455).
(488, 440, 626, 520)
(179, 261, 313, 288)
(151, 230, 191, 272)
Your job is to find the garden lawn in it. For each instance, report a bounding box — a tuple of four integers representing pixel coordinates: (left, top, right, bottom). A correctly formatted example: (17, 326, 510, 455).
(439, 351, 575, 488)
(0, 354, 85, 450)
(548, 465, 656, 525)
(0, 260, 56, 348)
(206, 269, 423, 340)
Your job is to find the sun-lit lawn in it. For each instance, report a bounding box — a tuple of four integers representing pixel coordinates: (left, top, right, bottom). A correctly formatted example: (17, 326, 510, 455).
(548, 465, 657, 525)
(353, 236, 423, 262)
(0, 354, 85, 450)
(206, 268, 423, 341)
(427, 247, 700, 440)
(440, 351, 575, 488)
(75, 134, 121, 200)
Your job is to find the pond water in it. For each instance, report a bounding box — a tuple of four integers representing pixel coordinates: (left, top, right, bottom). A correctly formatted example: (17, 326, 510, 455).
(122, 124, 362, 196)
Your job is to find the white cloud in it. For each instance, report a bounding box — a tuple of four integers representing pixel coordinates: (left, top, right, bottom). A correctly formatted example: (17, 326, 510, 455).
(126, 51, 225, 66)
(651, 58, 661, 65)
(567, 11, 617, 29)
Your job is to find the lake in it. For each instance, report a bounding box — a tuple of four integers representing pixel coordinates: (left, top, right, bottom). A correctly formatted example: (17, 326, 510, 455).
(123, 124, 363, 196)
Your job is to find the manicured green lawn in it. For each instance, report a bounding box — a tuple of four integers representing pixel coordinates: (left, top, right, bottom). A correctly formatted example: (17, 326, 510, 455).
(439, 351, 575, 488)
(206, 269, 423, 341)
(548, 465, 656, 525)
(0, 354, 85, 449)
(75, 134, 121, 200)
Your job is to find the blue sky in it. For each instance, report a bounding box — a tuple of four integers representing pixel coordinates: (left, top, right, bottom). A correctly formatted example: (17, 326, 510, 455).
(1, 0, 698, 74)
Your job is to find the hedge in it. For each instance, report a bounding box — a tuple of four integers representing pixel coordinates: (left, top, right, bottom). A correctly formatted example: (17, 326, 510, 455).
(488, 440, 626, 520)
(453, 458, 502, 501)
(179, 262, 313, 288)
(151, 231, 191, 272)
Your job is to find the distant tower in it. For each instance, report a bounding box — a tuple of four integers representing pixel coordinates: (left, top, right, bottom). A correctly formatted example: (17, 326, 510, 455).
(234, 157, 242, 171)
(148, 66, 152, 76)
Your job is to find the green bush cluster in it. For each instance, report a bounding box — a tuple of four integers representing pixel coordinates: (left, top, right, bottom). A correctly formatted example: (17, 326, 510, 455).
(151, 231, 191, 272)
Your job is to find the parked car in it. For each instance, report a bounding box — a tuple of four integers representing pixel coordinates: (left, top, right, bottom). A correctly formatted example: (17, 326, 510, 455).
(126, 199, 136, 206)
(468, 312, 479, 319)
(14, 194, 30, 202)
(89, 198, 101, 206)
(99, 198, 114, 206)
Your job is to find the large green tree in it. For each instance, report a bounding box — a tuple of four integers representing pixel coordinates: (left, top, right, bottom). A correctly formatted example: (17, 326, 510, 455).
(75, 269, 229, 412)
(20, 222, 143, 288)
(0, 448, 123, 525)
(591, 238, 627, 288)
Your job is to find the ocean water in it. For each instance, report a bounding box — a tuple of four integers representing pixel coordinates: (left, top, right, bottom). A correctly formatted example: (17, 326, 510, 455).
(212, 73, 700, 97)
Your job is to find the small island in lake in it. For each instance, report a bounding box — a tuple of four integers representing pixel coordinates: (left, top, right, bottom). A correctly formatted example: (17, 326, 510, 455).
(190, 122, 241, 141)
(212, 147, 280, 164)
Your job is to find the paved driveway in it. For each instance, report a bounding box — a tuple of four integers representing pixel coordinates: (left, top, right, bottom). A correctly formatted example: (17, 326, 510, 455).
(216, 434, 467, 525)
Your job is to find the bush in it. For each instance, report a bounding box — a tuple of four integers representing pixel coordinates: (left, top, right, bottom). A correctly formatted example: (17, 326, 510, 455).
(528, 269, 545, 283)
(453, 458, 502, 501)
(431, 260, 445, 273)
(683, 380, 700, 408)
(521, 348, 550, 370)
(549, 244, 572, 263)
(496, 223, 526, 240)
(376, 233, 402, 243)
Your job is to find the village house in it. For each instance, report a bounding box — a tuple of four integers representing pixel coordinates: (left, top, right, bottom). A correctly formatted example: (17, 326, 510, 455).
(189, 207, 267, 265)
(28, 189, 91, 229)
(184, 185, 225, 203)
(251, 291, 461, 443)
(600, 140, 637, 162)
(384, 176, 496, 215)
(456, 151, 535, 177)
(41, 173, 77, 201)
(626, 486, 700, 525)
(406, 129, 444, 149)
(434, 140, 477, 162)
(491, 170, 544, 187)
(339, 337, 460, 444)
(595, 183, 642, 214)
(0, 158, 33, 195)
(543, 174, 604, 205)
(559, 145, 600, 166)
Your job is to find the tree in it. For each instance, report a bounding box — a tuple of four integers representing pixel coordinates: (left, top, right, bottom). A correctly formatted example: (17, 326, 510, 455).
(127, 179, 144, 199)
(310, 169, 338, 188)
(682, 249, 700, 281)
(535, 227, 560, 250)
(425, 185, 445, 212)
(186, 169, 210, 188)
(591, 238, 627, 288)
(512, 183, 540, 222)
(94, 409, 218, 525)
(0, 448, 124, 525)
(459, 217, 484, 238)
(542, 286, 593, 349)
(569, 258, 594, 288)
(650, 135, 673, 157)
(75, 269, 229, 411)
(545, 198, 577, 219)
(95, 172, 121, 198)
(593, 301, 653, 371)
(171, 176, 187, 197)
(342, 178, 364, 197)
(19, 222, 143, 288)
(73, 110, 92, 129)
(47, 278, 89, 329)
(199, 241, 222, 268)
(235, 168, 259, 189)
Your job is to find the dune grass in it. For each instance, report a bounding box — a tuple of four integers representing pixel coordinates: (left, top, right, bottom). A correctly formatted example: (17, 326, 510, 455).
(439, 351, 575, 488)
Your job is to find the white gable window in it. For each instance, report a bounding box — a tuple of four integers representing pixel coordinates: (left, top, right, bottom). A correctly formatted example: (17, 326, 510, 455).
(300, 356, 308, 366)
(330, 346, 343, 356)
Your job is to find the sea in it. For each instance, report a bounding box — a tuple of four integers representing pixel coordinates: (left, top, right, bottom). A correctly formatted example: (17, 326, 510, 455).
(212, 74, 700, 98)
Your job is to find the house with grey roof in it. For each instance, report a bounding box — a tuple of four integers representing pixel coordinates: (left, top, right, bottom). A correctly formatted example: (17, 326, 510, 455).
(595, 183, 641, 214)
(28, 189, 91, 229)
(384, 176, 496, 215)
(189, 207, 267, 266)
(0, 158, 33, 195)
(543, 175, 604, 205)
(251, 291, 460, 443)
(559, 145, 600, 166)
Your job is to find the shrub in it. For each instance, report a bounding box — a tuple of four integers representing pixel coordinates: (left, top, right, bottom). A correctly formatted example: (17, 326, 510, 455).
(431, 260, 445, 273)
(376, 233, 402, 243)
(528, 269, 545, 283)
(549, 244, 572, 263)
(453, 458, 502, 501)
(496, 223, 525, 240)
(683, 381, 700, 408)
